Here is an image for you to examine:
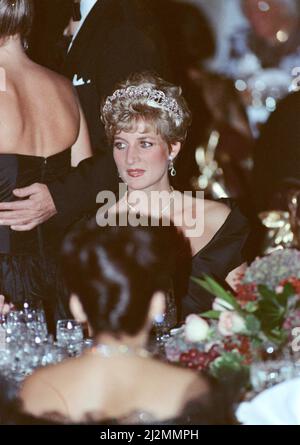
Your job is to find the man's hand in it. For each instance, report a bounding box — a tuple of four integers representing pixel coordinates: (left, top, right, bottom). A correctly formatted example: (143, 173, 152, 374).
(0, 183, 57, 231)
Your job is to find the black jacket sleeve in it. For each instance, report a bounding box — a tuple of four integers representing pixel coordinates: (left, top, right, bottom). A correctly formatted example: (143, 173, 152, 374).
(47, 151, 119, 229)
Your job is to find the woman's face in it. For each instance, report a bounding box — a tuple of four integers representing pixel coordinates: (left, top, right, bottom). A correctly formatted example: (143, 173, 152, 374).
(113, 119, 180, 191)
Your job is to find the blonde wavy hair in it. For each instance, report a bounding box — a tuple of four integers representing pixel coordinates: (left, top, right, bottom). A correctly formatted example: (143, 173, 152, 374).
(101, 72, 192, 146)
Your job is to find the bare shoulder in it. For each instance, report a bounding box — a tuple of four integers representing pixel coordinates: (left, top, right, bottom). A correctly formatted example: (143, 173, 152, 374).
(31, 62, 76, 96)
(51, 71, 77, 99)
(179, 194, 229, 219)
(20, 360, 73, 417)
(175, 192, 204, 217)
(204, 199, 231, 217)
(50, 71, 75, 95)
(147, 358, 208, 396)
(174, 194, 231, 251)
(204, 199, 231, 232)
(20, 369, 59, 416)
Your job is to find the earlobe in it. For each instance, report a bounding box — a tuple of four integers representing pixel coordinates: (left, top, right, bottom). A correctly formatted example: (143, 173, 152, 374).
(149, 291, 166, 323)
(170, 141, 181, 159)
(69, 294, 88, 323)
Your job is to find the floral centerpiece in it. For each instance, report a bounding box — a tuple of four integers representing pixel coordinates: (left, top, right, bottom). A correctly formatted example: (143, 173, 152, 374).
(165, 249, 300, 380)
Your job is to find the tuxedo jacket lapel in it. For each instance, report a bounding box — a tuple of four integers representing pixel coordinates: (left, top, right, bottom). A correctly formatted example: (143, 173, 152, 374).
(64, 0, 119, 76)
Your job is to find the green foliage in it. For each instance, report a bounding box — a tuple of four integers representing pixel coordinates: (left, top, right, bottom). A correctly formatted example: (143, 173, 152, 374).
(244, 301, 258, 313)
(200, 310, 221, 320)
(193, 274, 297, 347)
(192, 275, 239, 309)
(245, 314, 261, 334)
(277, 283, 295, 306)
(209, 351, 248, 380)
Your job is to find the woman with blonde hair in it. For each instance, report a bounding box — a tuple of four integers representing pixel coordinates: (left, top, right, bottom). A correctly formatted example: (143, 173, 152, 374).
(100, 72, 250, 318)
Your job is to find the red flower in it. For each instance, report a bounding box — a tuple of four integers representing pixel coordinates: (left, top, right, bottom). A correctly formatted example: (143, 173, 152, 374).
(235, 283, 258, 305)
(279, 276, 300, 295)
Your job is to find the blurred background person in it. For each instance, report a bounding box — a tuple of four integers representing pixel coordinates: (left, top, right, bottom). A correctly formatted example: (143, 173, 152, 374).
(220, 0, 300, 135)
(153, 0, 254, 212)
(253, 90, 300, 212)
(61, 0, 171, 155)
(28, 0, 72, 70)
(241, 0, 300, 68)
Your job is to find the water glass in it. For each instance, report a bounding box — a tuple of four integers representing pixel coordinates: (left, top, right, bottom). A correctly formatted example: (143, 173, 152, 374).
(56, 320, 83, 354)
(26, 321, 48, 343)
(23, 300, 47, 323)
(6, 310, 25, 328)
(250, 359, 295, 393)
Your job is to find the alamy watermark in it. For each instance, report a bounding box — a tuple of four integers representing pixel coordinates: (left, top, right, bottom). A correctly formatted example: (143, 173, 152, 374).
(96, 183, 205, 238)
(292, 327, 300, 361)
(0, 67, 6, 92)
(290, 67, 300, 92)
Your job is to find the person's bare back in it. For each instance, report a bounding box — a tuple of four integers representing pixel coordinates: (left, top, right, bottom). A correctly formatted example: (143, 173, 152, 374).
(20, 353, 209, 423)
(0, 57, 80, 157)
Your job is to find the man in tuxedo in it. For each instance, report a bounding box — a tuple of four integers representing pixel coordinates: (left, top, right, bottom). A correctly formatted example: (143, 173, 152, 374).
(29, 0, 72, 70)
(0, 0, 171, 230)
(64, 0, 170, 153)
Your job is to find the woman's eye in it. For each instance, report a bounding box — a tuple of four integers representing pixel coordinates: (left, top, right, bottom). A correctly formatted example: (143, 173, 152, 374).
(140, 141, 153, 148)
(114, 142, 126, 150)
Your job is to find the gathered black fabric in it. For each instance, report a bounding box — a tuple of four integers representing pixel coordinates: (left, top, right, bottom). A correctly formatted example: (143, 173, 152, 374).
(178, 199, 250, 318)
(0, 149, 72, 328)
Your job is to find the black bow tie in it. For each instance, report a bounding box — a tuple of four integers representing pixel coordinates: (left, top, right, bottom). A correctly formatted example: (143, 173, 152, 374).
(72, 1, 81, 21)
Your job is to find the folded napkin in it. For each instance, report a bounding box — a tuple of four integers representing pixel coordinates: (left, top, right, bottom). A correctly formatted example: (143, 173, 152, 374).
(236, 378, 300, 425)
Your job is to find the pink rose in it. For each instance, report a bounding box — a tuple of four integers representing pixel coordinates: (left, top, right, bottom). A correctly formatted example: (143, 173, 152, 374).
(218, 311, 246, 336)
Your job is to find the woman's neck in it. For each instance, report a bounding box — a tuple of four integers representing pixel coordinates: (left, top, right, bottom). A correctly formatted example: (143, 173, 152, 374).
(125, 174, 176, 216)
(94, 331, 149, 350)
(127, 177, 172, 196)
(0, 35, 27, 62)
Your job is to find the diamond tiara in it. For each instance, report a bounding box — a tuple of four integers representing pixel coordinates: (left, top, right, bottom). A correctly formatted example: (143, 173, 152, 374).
(102, 86, 184, 126)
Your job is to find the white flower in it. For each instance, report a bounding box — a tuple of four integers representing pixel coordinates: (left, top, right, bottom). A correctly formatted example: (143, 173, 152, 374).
(212, 297, 235, 312)
(218, 311, 246, 337)
(184, 314, 209, 342)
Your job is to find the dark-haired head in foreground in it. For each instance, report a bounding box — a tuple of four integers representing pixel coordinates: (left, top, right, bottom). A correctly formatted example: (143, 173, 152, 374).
(10, 219, 241, 424)
(62, 216, 188, 339)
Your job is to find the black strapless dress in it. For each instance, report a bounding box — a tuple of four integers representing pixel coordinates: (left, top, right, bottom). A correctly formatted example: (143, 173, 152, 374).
(0, 149, 72, 329)
(176, 199, 250, 319)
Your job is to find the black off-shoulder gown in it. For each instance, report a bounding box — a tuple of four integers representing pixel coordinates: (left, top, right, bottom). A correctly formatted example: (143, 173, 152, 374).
(176, 199, 250, 319)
